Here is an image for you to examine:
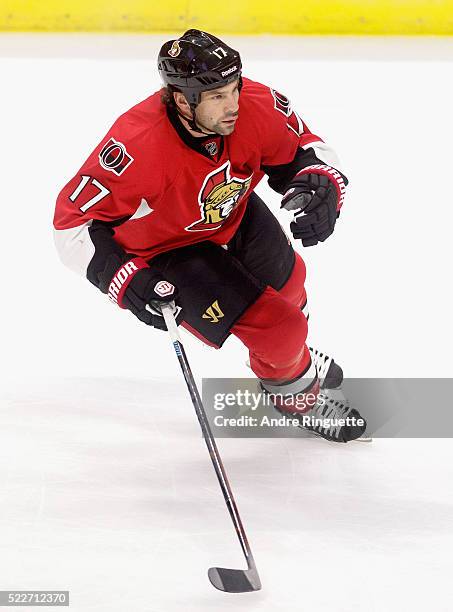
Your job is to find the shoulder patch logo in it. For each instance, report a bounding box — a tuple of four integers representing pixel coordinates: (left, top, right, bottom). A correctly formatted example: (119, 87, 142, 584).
(270, 88, 304, 137)
(272, 89, 291, 116)
(185, 161, 252, 232)
(99, 138, 134, 176)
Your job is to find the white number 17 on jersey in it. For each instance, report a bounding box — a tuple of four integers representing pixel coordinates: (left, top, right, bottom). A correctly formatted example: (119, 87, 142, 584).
(69, 175, 110, 212)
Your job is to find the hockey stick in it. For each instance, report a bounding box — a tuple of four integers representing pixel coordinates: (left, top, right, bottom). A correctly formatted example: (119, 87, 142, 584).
(160, 303, 262, 593)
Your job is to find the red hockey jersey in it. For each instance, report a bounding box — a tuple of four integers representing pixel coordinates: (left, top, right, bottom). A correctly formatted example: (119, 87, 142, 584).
(53, 77, 341, 276)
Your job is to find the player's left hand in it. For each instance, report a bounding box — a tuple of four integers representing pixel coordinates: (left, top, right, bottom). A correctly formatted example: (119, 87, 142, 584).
(281, 165, 347, 247)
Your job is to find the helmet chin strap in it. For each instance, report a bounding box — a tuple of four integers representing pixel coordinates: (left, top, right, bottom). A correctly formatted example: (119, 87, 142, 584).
(176, 106, 217, 136)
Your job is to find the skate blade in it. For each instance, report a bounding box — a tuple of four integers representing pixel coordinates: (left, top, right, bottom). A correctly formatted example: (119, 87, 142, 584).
(303, 428, 373, 444)
(354, 435, 373, 443)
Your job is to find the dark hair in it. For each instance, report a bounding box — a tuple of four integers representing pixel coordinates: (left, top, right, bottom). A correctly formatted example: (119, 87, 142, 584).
(161, 85, 178, 109)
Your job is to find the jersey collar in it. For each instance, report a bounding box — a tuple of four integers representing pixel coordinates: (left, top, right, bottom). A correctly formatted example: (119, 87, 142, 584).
(166, 105, 224, 162)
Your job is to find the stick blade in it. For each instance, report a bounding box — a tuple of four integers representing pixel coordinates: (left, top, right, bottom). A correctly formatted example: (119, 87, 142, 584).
(208, 567, 262, 593)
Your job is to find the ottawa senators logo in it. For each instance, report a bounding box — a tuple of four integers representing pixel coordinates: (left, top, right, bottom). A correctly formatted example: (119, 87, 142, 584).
(99, 138, 134, 176)
(186, 161, 252, 232)
(271, 88, 304, 137)
(168, 40, 181, 58)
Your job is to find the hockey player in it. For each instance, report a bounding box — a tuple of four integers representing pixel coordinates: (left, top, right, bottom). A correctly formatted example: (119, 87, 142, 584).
(53, 29, 366, 442)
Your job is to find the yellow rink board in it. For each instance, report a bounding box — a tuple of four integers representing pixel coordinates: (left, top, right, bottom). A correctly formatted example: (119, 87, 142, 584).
(1, 0, 453, 34)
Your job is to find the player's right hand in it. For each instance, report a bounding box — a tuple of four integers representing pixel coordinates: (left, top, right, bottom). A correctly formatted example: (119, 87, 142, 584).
(97, 254, 181, 330)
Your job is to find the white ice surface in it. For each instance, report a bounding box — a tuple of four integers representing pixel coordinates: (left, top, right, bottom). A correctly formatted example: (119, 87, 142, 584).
(2, 378, 453, 611)
(1, 34, 453, 611)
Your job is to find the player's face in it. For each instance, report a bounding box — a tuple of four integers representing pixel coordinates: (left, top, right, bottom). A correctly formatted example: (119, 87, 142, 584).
(195, 80, 240, 135)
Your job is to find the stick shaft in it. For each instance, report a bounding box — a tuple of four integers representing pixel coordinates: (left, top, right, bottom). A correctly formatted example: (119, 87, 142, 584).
(161, 305, 257, 571)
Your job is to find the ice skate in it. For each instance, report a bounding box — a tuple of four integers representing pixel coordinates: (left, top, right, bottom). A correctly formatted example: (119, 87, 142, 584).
(247, 346, 343, 389)
(271, 386, 368, 443)
(308, 347, 343, 390)
(260, 348, 369, 443)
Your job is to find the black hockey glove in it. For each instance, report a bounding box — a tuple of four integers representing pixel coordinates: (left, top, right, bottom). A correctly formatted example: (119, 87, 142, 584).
(281, 165, 347, 247)
(97, 254, 181, 330)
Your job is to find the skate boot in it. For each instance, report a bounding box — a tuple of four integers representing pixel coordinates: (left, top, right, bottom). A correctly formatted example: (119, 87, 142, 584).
(273, 388, 367, 443)
(248, 347, 343, 389)
(307, 349, 369, 441)
(260, 355, 367, 443)
(308, 347, 343, 389)
(295, 391, 367, 442)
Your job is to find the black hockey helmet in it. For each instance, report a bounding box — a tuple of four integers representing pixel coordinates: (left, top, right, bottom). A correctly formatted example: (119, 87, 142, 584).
(158, 29, 242, 109)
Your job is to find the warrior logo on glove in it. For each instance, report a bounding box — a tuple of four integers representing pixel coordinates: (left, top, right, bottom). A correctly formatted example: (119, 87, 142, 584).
(108, 258, 148, 304)
(154, 280, 176, 297)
